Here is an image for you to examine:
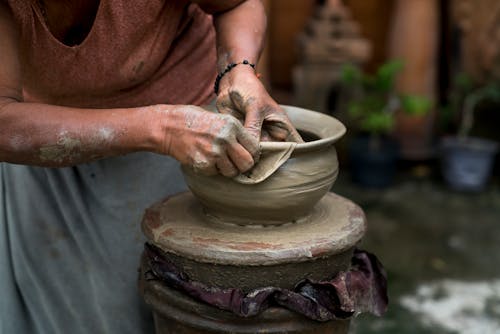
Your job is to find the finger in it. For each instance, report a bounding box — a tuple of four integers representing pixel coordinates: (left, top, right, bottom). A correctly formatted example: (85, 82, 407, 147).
(264, 122, 290, 141)
(227, 89, 264, 139)
(265, 122, 304, 143)
(286, 125, 304, 142)
(191, 159, 218, 176)
(261, 104, 304, 142)
(216, 96, 244, 122)
(235, 126, 260, 162)
(227, 142, 255, 173)
(260, 129, 273, 142)
(242, 103, 264, 140)
(216, 95, 232, 114)
(216, 154, 240, 177)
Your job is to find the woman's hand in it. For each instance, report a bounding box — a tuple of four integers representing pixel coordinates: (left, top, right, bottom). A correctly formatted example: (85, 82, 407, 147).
(159, 105, 260, 177)
(195, 0, 302, 143)
(216, 65, 303, 143)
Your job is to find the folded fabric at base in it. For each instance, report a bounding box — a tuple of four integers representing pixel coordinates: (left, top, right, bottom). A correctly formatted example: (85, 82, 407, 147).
(144, 243, 388, 322)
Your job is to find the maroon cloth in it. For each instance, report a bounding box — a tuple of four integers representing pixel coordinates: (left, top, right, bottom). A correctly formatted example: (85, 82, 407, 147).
(6, 0, 216, 108)
(144, 243, 388, 321)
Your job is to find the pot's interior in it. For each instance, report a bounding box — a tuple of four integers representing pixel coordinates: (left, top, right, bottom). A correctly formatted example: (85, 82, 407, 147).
(298, 130, 320, 142)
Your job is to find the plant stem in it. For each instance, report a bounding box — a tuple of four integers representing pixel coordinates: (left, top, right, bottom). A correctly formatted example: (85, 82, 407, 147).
(458, 94, 477, 140)
(370, 134, 382, 151)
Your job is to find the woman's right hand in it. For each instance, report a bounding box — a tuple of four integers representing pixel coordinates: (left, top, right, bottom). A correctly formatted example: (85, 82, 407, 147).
(157, 105, 260, 177)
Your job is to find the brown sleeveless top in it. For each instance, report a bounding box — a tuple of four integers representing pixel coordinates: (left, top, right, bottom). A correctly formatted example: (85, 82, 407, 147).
(6, 0, 216, 108)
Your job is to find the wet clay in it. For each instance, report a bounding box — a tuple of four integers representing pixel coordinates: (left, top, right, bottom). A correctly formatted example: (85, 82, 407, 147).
(141, 192, 366, 267)
(182, 105, 346, 225)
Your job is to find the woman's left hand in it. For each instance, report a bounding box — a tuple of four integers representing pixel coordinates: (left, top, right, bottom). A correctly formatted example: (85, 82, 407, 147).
(216, 65, 303, 143)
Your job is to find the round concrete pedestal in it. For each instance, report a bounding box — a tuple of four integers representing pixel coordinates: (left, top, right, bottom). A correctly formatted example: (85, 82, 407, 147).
(140, 191, 366, 333)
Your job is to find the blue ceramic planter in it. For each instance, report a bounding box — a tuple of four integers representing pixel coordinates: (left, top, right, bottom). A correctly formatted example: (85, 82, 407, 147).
(440, 137, 498, 192)
(349, 136, 399, 188)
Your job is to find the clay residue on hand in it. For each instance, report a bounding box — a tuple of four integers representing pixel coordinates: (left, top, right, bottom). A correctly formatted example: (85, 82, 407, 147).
(192, 151, 211, 174)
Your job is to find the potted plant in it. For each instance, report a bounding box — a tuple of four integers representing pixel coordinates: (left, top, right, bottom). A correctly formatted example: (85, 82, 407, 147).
(341, 60, 432, 188)
(439, 74, 500, 192)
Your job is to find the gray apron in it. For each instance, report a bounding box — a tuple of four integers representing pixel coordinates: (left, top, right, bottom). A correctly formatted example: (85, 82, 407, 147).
(0, 153, 187, 333)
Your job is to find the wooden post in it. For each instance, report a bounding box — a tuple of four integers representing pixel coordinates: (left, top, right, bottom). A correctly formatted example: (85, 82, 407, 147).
(388, 0, 439, 160)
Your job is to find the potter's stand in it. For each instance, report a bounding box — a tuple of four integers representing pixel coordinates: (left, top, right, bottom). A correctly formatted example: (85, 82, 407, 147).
(138, 106, 385, 333)
(139, 191, 367, 334)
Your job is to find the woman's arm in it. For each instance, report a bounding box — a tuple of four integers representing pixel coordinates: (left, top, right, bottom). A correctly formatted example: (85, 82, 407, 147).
(193, 0, 303, 142)
(193, 0, 265, 73)
(0, 2, 257, 176)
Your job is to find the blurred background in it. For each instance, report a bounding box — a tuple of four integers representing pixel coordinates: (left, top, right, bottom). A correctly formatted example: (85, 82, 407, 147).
(259, 0, 500, 333)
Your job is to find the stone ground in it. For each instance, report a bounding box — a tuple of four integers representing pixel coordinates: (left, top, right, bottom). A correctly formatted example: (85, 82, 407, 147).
(332, 165, 500, 334)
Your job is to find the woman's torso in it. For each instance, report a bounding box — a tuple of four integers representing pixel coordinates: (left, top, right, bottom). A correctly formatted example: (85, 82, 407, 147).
(1, 1, 215, 332)
(6, 0, 216, 108)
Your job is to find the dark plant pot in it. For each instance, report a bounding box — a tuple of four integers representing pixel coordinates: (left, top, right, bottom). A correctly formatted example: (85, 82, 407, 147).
(440, 136, 499, 192)
(349, 136, 399, 188)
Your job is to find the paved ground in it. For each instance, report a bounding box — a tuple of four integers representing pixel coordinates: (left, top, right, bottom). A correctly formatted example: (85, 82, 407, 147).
(332, 168, 500, 334)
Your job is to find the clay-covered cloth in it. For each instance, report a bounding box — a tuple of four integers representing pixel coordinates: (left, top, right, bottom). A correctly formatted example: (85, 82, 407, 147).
(144, 243, 388, 321)
(1, 1, 216, 333)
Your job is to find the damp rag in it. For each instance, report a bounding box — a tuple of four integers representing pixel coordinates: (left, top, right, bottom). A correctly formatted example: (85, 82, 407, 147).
(143, 243, 388, 321)
(233, 141, 297, 184)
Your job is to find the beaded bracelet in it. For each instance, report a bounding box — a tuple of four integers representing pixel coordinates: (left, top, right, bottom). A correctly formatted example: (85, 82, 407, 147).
(214, 60, 256, 95)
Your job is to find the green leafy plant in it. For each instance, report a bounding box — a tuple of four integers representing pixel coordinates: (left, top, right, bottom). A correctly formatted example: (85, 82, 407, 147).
(341, 60, 432, 148)
(447, 73, 500, 139)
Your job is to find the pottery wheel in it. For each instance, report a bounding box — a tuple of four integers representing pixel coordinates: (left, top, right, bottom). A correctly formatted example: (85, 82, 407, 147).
(142, 191, 366, 290)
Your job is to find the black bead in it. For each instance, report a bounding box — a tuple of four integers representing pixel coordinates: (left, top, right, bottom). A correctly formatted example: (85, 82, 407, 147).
(214, 60, 258, 95)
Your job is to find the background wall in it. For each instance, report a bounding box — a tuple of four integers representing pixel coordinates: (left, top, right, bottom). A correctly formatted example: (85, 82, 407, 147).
(264, 0, 395, 89)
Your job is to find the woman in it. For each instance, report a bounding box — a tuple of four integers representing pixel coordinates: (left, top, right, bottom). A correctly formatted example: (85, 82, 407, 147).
(0, 0, 301, 332)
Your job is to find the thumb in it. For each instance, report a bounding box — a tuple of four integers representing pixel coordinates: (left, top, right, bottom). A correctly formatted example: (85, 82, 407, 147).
(216, 95, 244, 123)
(243, 104, 263, 140)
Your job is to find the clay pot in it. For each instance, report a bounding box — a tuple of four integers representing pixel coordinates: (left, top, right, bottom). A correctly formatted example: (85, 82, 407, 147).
(181, 105, 346, 225)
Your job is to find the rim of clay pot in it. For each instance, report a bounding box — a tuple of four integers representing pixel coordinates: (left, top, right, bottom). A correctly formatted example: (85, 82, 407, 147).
(201, 104, 346, 153)
(261, 105, 346, 154)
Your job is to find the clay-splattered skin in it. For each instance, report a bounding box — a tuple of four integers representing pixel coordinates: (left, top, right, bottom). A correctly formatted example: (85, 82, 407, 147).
(158, 105, 259, 177)
(39, 132, 82, 163)
(202, 0, 304, 143)
(39, 128, 116, 164)
(0, 0, 300, 174)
